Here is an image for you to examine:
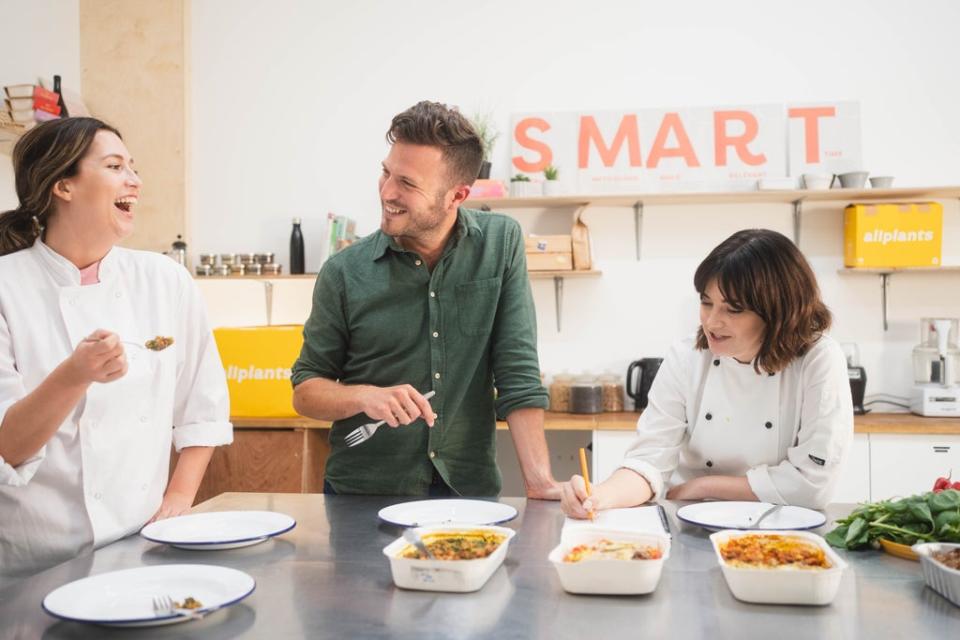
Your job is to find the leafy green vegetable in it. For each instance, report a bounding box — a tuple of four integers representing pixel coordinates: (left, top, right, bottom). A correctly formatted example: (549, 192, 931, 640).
(826, 489, 960, 550)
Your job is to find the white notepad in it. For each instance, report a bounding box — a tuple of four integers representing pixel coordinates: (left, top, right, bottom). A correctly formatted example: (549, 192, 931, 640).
(561, 505, 671, 542)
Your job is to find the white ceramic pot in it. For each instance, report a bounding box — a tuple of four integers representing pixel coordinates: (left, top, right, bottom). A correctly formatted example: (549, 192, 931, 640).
(542, 180, 563, 196)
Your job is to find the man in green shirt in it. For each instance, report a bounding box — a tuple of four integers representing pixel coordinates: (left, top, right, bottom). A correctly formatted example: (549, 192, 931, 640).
(292, 101, 560, 499)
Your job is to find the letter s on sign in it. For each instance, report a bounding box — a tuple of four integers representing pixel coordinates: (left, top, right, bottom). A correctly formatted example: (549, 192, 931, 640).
(513, 118, 553, 173)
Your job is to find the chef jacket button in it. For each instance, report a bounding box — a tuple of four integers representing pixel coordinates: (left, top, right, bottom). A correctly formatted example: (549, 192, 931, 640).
(765, 421, 773, 429)
(705, 413, 713, 420)
(713, 359, 720, 366)
(141, 484, 147, 491)
(706, 460, 713, 468)
(432, 331, 439, 338)
(415, 259, 422, 266)
(94, 492, 102, 500)
(434, 372, 441, 379)
(430, 291, 436, 298)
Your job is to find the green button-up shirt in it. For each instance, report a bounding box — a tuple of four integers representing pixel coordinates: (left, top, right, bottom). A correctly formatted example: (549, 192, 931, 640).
(291, 208, 548, 496)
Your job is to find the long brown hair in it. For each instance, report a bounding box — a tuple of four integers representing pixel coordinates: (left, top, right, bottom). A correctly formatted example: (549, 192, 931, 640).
(694, 228, 831, 373)
(0, 117, 122, 256)
(386, 101, 483, 187)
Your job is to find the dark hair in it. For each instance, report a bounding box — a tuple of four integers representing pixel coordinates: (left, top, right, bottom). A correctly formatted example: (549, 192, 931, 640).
(0, 117, 122, 256)
(694, 228, 831, 373)
(386, 101, 483, 188)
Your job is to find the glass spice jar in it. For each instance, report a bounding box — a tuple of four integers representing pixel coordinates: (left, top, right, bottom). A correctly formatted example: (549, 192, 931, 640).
(549, 373, 574, 412)
(599, 374, 625, 412)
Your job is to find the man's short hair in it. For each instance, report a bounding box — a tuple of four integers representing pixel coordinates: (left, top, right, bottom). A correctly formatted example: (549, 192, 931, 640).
(386, 101, 483, 187)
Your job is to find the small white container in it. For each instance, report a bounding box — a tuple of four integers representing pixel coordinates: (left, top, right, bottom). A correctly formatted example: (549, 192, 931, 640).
(382, 525, 515, 593)
(802, 173, 834, 190)
(548, 528, 670, 595)
(710, 530, 847, 605)
(913, 542, 960, 607)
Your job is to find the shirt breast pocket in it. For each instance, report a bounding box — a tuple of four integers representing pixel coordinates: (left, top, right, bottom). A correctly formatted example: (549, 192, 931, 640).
(455, 277, 502, 337)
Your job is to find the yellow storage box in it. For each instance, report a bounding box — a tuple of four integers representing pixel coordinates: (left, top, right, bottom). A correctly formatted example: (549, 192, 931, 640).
(844, 202, 942, 268)
(214, 325, 303, 417)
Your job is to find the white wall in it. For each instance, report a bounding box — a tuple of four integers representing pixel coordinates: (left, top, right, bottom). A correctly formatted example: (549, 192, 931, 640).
(191, 0, 960, 401)
(0, 0, 81, 209)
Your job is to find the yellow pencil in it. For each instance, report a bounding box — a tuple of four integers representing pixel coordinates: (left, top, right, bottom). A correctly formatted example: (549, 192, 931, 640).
(578, 447, 594, 521)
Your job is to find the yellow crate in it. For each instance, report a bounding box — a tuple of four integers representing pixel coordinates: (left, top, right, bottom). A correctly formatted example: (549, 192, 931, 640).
(214, 325, 303, 417)
(844, 202, 942, 268)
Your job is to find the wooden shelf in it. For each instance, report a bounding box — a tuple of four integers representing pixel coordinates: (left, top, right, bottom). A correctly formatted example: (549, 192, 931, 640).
(466, 186, 960, 209)
(196, 274, 318, 280)
(528, 269, 601, 278)
(838, 266, 960, 330)
(231, 412, 960, 434)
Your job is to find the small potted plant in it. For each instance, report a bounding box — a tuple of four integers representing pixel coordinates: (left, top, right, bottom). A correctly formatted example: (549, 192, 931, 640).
(510, 173, 541, 198)
(543, 165, 561, 196)
(470, 112, 499, 179)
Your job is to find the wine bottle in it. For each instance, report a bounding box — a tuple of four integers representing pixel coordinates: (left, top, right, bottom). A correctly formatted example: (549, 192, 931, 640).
(53, 75, 69, 118)
(290, 217, 305, 274)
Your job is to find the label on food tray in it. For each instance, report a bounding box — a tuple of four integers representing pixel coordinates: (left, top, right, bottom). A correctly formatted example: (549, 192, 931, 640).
(411, 567, 459, 584)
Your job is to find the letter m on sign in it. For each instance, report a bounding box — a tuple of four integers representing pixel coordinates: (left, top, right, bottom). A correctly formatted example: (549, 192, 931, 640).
(578, 115, 642, 169)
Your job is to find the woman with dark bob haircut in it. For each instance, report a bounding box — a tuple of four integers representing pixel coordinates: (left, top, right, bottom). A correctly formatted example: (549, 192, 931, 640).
(0, 118, 232, 580)
(562, 229, 853, 514)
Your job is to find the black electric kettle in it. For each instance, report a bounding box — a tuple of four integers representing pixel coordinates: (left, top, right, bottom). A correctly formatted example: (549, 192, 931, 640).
(626, 358, 663, 411)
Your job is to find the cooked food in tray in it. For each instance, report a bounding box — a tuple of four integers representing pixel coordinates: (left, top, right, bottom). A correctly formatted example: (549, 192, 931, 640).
(397, 530, 506, 561)
(174, 596, 203, 610)
(719, 534, 832, 570)
(932, 548, 960, 571)
(145, 336, 175, 351)
(562, 539, 663, 563)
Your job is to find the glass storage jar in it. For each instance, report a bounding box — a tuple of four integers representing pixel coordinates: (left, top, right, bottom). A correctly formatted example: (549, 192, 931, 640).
(570, 375, 603, 414)
(549, 373, 574, 412)
(599, 374, 625, 412)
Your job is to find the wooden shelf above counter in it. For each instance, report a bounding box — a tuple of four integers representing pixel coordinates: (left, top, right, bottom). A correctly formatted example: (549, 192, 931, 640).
(230, 412, 960, 434)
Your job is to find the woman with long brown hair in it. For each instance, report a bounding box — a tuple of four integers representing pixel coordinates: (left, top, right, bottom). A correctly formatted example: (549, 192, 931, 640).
(0, 118, 231, 580)
(562, 228, 853, 515)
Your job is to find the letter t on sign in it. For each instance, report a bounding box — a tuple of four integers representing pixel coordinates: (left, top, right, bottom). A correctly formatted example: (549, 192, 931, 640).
(788, 107, 836, 163)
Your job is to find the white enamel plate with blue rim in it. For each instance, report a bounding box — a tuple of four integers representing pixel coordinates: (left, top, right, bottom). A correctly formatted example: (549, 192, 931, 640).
(378, 499, 518, 527)
(42, 564, 255, 627)
(676, 501, 826, 531)
(140, 510, 296, 550)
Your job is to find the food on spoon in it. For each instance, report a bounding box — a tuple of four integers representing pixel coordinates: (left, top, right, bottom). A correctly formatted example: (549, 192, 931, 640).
(174, 596, 203, 610)
(719, 534, 832, 569)
(145, 336, 175, 351)
(397, 530, 506, 560)
(562, 539, 663, 563)
(932, 548, 960, 570)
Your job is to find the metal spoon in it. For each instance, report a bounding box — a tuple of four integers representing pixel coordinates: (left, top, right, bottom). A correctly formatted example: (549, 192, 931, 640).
(748, 504, 783, 529)
(402, 528, 434, 559)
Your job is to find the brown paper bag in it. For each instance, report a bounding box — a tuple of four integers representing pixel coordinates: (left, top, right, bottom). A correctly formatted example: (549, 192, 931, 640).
(571, 206, 592, 270)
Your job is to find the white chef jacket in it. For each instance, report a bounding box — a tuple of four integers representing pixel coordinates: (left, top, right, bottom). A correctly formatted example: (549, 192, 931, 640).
(0, 240, 232, 579)
(620, 333, 853, 509)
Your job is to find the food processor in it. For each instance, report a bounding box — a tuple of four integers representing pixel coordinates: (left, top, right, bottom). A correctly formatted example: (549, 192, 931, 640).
(910, 318, 960, 416)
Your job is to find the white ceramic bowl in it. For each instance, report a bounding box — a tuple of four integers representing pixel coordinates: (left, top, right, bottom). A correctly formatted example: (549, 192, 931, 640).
(710, 530, 847, 605)
(913, 542, 960, 607)
(548, 528, 670, 595)
(382, 525, 515, 593)
(802, 174, 834, 190)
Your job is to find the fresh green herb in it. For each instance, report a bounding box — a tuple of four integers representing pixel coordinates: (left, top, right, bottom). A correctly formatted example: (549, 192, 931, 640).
(825, 489, 960, 550)
(510, 174, 531, 183)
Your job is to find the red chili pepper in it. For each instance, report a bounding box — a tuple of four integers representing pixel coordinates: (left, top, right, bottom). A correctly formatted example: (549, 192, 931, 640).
(933, 471, 953, 493)
(952, 481, 960, 491)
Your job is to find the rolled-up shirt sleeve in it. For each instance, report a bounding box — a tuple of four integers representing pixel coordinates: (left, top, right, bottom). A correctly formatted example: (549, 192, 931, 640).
(491, 222, 549, 418)
(747, 340, 854, 509)
(291, 260, 348, 387)
(171, 273, 233, 451)
(0, 307, 44, 486)
(619, 341, 691, 499)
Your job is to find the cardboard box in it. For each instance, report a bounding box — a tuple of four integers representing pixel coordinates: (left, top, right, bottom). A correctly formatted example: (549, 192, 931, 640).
(525, 235, 572, 253)
(844, 202, 942, 268)
(214, 325, 303, 417)
(526, 252, 573, 271)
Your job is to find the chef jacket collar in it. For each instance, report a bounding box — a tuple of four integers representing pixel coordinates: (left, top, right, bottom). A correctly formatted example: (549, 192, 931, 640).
(31, 238, 119, 286)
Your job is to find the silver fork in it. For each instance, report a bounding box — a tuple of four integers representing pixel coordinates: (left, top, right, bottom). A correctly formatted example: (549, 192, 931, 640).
(344, 390, 436, 447)
(152, 595, 206, 620)
(746, 504, 783, 529)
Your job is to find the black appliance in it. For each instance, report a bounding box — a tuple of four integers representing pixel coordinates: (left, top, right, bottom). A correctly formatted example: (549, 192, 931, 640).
(848, 365, 868, 415)
(626, 358, 663, 411)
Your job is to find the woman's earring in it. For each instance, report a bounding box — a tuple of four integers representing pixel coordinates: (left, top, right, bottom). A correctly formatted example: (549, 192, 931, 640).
(31, 215, 41, 236)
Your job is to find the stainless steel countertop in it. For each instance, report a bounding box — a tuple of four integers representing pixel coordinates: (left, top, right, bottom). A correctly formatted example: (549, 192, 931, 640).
(2, 493, 959, 639)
